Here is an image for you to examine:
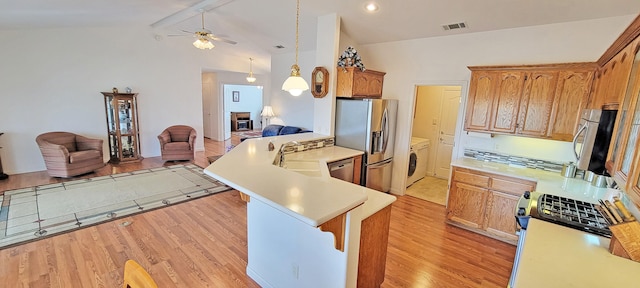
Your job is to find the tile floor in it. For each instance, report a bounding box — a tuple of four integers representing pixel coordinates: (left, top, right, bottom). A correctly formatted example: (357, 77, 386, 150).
(405, 176, 449, 205)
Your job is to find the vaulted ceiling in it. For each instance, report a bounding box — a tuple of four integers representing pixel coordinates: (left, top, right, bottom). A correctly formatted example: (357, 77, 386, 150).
(2, 0, 640, 62)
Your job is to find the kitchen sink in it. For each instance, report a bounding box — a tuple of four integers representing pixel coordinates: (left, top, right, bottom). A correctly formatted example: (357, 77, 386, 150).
(280, 160, 323, 177)
(282, 160, 320, 170)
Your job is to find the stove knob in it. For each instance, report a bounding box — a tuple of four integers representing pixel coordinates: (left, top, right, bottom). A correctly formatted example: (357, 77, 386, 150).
(517, 207, 527, 216)
(523, 191, 530, 199)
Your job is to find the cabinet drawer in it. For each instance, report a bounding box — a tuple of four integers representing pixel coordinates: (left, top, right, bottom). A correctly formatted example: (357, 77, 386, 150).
(454, 171, 490, 187)
(490, 178, 535, 195)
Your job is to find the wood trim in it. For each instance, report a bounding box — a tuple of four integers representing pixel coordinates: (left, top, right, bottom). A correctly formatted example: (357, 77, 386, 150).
(239, 192, 250, 202)
(357, 205, 392, 288)
(468, 62, 597, 71)
(318, 212, 347, 251)
(598, 13, 640, 66)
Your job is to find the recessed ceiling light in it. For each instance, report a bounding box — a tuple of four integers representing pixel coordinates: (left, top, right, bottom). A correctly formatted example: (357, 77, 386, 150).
(365, 2, 379, 12)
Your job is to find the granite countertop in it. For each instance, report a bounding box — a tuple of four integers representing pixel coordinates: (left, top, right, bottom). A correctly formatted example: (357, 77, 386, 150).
(203, 133, 396, 226)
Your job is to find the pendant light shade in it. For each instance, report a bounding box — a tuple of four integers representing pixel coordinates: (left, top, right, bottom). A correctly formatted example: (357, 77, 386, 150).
(246, 57, 257, 83)
(281, 0, 308, 96)
(282, 64, 309, 96)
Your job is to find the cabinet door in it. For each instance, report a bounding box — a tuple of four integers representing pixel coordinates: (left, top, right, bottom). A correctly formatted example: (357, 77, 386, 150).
(489, 71, 526, 133)
(547, 70, 594, 141)
(606, 45, 635, 107)
(352, 73, 370, 96)
(518, 71, 558, 137)
(366, 75, 384, 98)
(484, 190, 519, 242)
(447, 181, 488, 229)
(465, 71, 497, 131)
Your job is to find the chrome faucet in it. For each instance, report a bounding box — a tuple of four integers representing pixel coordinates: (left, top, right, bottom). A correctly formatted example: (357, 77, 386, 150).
(278, 141, 300, 167)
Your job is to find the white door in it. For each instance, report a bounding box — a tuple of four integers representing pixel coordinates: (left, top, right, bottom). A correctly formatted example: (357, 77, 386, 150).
(223, 85, 231, 140)
(435, 89, 461, 178)
(202, 81, 214, 138)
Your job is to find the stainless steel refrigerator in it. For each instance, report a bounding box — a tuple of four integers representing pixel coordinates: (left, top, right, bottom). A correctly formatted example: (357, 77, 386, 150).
(335, 98, 398, 192)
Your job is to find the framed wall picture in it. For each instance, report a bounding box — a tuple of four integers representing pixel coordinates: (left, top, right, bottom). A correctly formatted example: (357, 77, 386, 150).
(232, 91, 240, 102)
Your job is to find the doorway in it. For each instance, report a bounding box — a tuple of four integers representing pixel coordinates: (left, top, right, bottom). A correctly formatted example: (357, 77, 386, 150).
(222, 84, 263, 140)
(406, 85, 461, 205)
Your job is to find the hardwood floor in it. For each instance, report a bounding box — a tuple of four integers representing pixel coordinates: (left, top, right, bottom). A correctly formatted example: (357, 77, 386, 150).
(0, 136, 516, 287)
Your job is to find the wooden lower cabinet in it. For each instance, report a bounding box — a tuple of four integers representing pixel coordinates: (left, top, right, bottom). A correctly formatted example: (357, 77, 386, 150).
(446, 167, 536, 244)
(357, 205, 392, 288)
(447, 182, 488, 229)
(484, 191, 520, 242)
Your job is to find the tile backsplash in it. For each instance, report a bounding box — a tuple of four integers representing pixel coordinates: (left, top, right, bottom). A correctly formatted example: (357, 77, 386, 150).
(280, 137, 335, 153)
(464, 148, 565, 172)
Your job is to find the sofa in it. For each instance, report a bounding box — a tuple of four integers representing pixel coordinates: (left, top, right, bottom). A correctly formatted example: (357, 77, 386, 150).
(36, 132, 105, 178)
(241, 125, 310, 141)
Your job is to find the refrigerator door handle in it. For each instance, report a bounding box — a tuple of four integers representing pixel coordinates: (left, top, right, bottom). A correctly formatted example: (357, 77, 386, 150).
(368, 158, 393, 168)
(572, 123, 588, 162)
(381, 107, 389, 152)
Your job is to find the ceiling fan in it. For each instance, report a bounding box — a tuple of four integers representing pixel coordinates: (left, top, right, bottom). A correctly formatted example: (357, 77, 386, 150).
(172, 12, 237, 49)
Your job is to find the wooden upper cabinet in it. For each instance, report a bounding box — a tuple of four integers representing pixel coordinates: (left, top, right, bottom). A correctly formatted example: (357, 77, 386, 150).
(518, 71, 558, 137)
(489, 71, 526, 133)
(589, 42, 635, 109)
(336, 67, 385, 98)
(466, 64, 596, 141)
(547, 70, 594, 141)
(465, 71, 497, 131)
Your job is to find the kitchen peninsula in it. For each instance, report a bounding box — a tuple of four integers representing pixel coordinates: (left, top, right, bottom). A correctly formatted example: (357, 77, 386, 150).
(204, 133, 396, 288)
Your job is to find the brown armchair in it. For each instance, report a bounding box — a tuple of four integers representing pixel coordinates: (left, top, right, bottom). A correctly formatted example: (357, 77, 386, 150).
(36, 132, 105, 178)
(158, 125, 197, 161)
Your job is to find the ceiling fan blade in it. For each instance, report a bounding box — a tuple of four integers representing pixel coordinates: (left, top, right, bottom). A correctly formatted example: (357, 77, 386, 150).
(207, 34, 237, 45)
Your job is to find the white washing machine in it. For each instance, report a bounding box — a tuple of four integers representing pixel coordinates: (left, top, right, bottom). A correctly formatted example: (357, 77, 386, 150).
(407, 137, 429, 187)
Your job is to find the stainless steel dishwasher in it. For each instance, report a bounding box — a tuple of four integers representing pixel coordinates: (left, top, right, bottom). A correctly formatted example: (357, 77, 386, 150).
(328, 158, 354, 182)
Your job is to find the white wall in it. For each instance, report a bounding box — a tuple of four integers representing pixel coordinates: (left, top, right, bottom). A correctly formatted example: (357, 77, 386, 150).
(0, 25, 267, 174)
(270, 51, 316, 130)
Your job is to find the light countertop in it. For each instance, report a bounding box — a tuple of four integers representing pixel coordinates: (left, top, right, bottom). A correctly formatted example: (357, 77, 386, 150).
(513, 219, 640, 287)
(450, 158, 640, 286)
(451, 158, 621, 203)
(203, 133, 396, 226)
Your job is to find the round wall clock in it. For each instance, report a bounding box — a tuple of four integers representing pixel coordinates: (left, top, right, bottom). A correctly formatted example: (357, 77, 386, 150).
(311, 67, 329, 98)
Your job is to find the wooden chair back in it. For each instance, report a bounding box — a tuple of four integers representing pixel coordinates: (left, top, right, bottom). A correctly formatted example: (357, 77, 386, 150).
(123, 260, 158, 288)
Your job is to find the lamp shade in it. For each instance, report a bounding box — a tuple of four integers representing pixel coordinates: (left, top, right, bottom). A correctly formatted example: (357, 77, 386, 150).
(261, 106, 275, 117)
(246, 72, 256, 83)
(193, 38, 214, 49)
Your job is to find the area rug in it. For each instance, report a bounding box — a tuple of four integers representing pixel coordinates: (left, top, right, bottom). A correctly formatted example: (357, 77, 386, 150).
(232, 130, 262, 139)
(0, 164, 233, 248)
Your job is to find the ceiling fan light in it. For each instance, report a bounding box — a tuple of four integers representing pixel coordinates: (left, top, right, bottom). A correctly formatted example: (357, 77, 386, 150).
(193, 38, 214, 49)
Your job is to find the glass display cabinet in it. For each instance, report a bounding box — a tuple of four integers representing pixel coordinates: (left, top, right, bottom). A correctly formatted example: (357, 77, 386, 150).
(101, 92, 141, 163)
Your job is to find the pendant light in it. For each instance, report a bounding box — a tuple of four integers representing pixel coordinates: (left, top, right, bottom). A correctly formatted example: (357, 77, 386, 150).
(246, 58, 257, 83)
(281, 0, 309, 96)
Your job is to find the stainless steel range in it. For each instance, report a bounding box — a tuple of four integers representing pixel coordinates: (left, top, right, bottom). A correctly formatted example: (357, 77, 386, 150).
(515, 191, 611, 237)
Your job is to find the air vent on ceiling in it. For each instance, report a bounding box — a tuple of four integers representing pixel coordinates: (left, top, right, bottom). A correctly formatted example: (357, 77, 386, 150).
(442, 22, 467, 31)
(274, 45, 285, 49)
